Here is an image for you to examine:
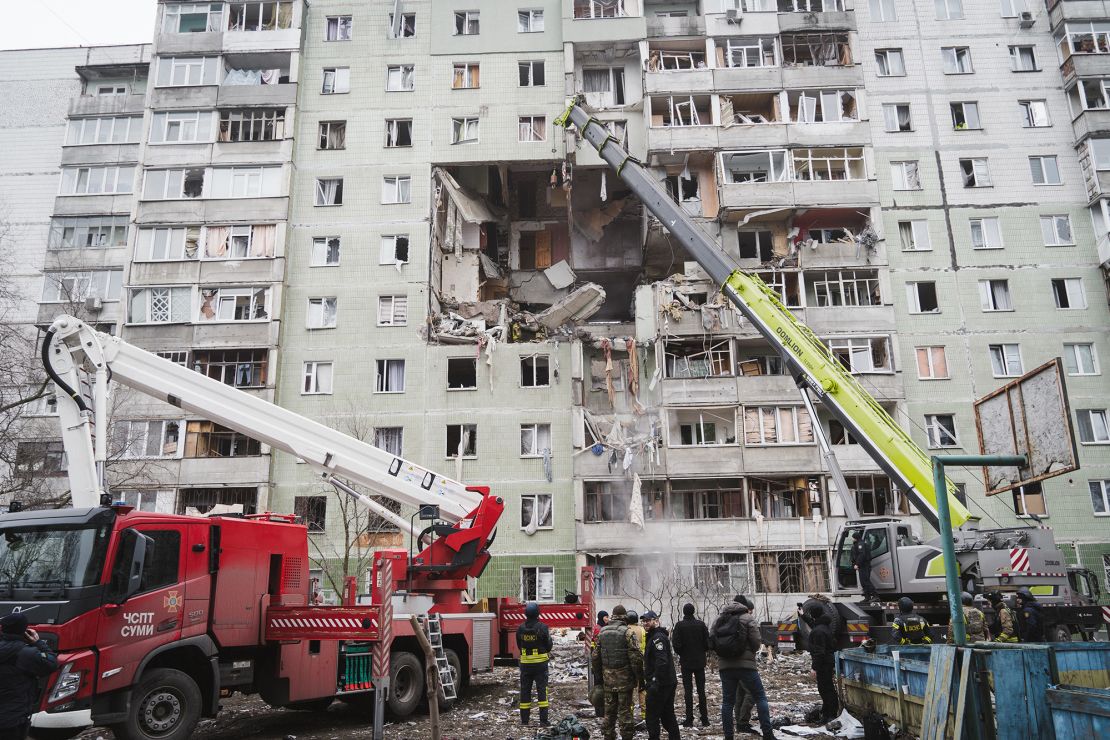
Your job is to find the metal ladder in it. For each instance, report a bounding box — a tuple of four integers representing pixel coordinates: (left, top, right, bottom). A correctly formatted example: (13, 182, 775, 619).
(421, 613, 456, 701)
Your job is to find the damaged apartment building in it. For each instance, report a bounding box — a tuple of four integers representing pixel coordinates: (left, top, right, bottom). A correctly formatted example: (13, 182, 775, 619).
(7, 0, 1109, 617)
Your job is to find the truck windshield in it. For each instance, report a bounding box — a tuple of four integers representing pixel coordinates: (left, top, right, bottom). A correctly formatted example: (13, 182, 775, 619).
(0, 524, 111, 596)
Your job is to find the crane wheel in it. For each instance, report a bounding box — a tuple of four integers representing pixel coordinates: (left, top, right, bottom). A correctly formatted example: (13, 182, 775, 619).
(386, 651, 424, 717)
(1050, 625, 1072, 642)
(800, 598, 844, 636)
(113, 668, 201, 740)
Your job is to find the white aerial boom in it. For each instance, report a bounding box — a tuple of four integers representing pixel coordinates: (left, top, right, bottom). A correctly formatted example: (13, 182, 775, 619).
(43, 315, 485, 530)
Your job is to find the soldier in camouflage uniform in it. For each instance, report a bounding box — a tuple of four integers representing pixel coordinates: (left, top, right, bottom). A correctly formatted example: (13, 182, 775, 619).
(947, 592, 990, 643)
(986, 592, 1019, 642)
(591, 604, 643, 740)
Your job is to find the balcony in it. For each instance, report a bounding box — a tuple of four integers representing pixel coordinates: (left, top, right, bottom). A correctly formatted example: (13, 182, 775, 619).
(646, 13, 706, 37)
(564, 0, 646, 44)
(644, 69, 714, 95)
(179, 455, 269, 487)
(660, 377, 740, 406)
(1063, 53, 1110, 84)
(742, 444, 821, 473)
(781, 63, 861, 89)
(216, 82, 296, 107)
(1049, 0, 1110, 28)
(778, 10, 856, 33)
(1072, 108, 1110, 140)
(68, 93, 146, 117)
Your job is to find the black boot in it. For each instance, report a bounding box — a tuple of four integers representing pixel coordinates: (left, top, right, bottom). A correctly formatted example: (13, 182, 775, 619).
(539, 707, 549, 727)
(520, 708, 530, 726)
(681, 718, 694, 728)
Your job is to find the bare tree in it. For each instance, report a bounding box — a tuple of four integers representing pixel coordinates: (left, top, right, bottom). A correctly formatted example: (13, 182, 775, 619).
(615, 556, 738, 626)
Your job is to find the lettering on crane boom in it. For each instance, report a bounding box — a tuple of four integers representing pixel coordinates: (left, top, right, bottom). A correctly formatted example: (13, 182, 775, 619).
(121, 611, 155, 637)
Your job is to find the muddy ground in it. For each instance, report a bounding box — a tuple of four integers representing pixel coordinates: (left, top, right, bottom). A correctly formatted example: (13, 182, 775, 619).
(81, 638, 841, 740)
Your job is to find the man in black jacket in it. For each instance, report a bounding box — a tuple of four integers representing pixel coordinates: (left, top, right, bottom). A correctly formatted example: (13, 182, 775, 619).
(0, 613, 58, 740)
(670, 602, 709, 728)
(1015, 588, 1045, 642)
(850, 532, 877, 600)
(642, 611, 681, 740)
(802, 604, 839, 723)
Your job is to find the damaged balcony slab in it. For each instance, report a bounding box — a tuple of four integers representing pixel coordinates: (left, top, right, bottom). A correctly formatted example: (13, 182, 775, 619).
(430, 283, 607, 344)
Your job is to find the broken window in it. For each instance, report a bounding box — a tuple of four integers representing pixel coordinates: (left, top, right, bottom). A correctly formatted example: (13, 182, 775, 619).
(14, 441, 67, 477)
(792, 148, 865, 181)
(178, 487, 257, 515)
(737, 353, 787, 376)
(874, 48, 905, 76)
(383, 118, 412, 148)
(388, 13, 416, 38)
(137, 227, 201, 261)
(1040, 215, 1073, 246)
(454, 10, 480, 35)
(941, 46, 973, 73)
(898, 220, 930, 251)
(521, 355, 550, 387)
(383, 176, 411, 204)
(311, 236, 341, 266)
(664, 340, 734, 379)
(582, 67, 625, 106)
(520, 423, 552, 457)
(978, 279, 1013, 311)
(446, 424, 477, 457)
(959, 158, 991, 187)
(114, 420, 180, 459)
(882, 103, 912, 132)
(519, 60, 545, 86)
(828, 419, 859, 445)
(737, 230, 774, 261)
(1009, 45, 1038, 71)
(306, 297, 338, 329)
(192, 348, 268, 388)
(670, 481, 745, 521)
(744, 407, 814, 445)
(1052, 278, 1087, 309)
(789, 90, 857, 123)
(452, 63, 480, 89)
(811, 270, 881, 307)
(758, 271, 803, 308)
(200, 224, 274, 259)
(217, 109, 285, 142)
(585, 481, 632, 522)
(890, 160, 920, 190)
(574, 0, 628, 19)
(781, 33, 851, 66)
(916, 346, 949, 380)
(386, 65, 415, 91)
(322, 67, 350, 94)
(749, 478, 823, 519)
(129, 287, 191, 324)
(521, 566, 554, 602)
(848, 475, 907, 515)
(827, 336, 891, 373)
(316, 120, 346, 149)
(518, 8, 544, 32)
(950, 102, 980, 130)
(61, 165, 134, 195)
(294, 496, 327, 532)
(163, 2, 223, 33)
(227, 2, 293, 31)
(518, 115, 546, 142)
(380, 234, 410, 263)
(673, 409, 736, 446)
(302, 361, 333, 394)
(1013, 483, 1048, 517)
(518, 231, 552, 269)
(647, 48, 707, 71)
(1061, 21, 1110, 57)
(325, 15, 352, 41)
(520, 494, 553, 530)
(375, 427, 403, 455)
(376, 359, 406, 393)
(315, 178, 343, 206)
(755, 551, 829, 593)
(722, 150, 789, 183)
(156, 56, 220, 87)
(989, 343, 1024, 377)
(185, 420, 260, 458)
(447, 357, 477, 389)
(49, 216, 128, 250)
(906, 282, 939, 313)
(726, 37, 778, 68)
(198, 286, 270, 321)
(665, 173, 700, 202)
(925, 414, 958, 448)
(377, 295, 408, 326)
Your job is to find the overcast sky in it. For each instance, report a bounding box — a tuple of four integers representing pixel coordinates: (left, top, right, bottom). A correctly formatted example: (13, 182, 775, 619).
(2, 0, 155, 51)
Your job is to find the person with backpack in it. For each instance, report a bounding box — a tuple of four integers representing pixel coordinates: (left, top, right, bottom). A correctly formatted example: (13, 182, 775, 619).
(891, 597, 932, 645)
(709, 596, 776, 740)
(642, 611, 681, 740)
(802, 604, 839, 723)
(671, 602, 710, 728)
(985, 592, 1018, 643)
(946, 592, 989, 643)
(592, 604, 642, 740)
(516, 601, 553, 727)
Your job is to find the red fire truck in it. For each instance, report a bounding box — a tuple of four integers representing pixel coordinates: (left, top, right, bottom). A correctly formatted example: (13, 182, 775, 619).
(0, 317, 591, 740)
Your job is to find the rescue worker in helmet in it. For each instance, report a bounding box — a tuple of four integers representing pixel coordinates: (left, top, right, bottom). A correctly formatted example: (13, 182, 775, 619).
(947, 592, 990, 643)
(986, 592, 1019, 643)
(516, 601, 553, 726)
(1015, 588, 1045, 642)
(625, 610, 647, 724)
(891, 597, 932, 645)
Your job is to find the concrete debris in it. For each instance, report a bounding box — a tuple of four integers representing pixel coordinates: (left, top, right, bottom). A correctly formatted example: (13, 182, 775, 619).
(531, 283, 606, 330)
(543, 260, 576, 290)
(430, 284, 606, 344)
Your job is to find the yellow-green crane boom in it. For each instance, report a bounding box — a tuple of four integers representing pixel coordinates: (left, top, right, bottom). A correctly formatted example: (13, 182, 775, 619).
(556, 98, 970, 531)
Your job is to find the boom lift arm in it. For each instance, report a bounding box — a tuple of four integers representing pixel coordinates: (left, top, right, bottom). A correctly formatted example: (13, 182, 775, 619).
(556, 99, 970, 531)
(42, 315, 504, 582)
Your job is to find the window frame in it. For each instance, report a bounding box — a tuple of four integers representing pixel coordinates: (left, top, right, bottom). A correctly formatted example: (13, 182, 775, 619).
(519, 422, 552, 458)
(916, 346, 949, 380)
(375, 359, 406, 394)
(1040, 215, 1074, 246)
(453, 10, 480, 36)
(1077, 409, 1110, 444)
(324, 15, 352, 41)
(1029, 155, 1062, 185)
(1063, 342, 1099, 376)
(898, 220, 931, 251)
(518, 60, 545, 87)
(385, 64, 415, 92)
(988, 343, 1024, 378)
(1052, 277, 1087, 310)
(874, 48, 906, 77)
(978, 279, 1014, 312)
(520, 493, 553, 530)
(1090, 479, 1110, 516)
(890, 160, 921, 190)
(1020, 100, 1050, 127)
(970, 217, 1003, 249)
(1009, 45, 1039, 72)
(377, 295, 408, 327)
(521, 355, 551, 388)
(925, 413, 959, 448)
(446, 423, 478, 458)
(380, 234, 410, 264)
(310, 236, 341, 267)
(306, 296, 338, 330)
(382, 176, 412, 205)
(517, 8, 544, 33)
(302, 360, 334, 395)
(321, 67, 351, 94)
(906, 281, 940, 314)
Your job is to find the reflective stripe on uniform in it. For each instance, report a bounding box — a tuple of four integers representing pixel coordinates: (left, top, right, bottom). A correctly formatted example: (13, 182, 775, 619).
(519, 702, 532, 709)
(537, 700, 550, 708)
(520, 651, 549, 664)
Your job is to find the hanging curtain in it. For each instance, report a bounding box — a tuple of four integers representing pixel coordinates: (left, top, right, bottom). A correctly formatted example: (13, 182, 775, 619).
(251, 225, 276, 257)
(205, 226, 229, 258)
(316, 179, 339, 205)
(199, 290, 218, 320)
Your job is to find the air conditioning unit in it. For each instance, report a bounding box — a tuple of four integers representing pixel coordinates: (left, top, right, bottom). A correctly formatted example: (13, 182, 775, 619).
(725, 8, 741, 24)
(1019, 11, 1035, 29)
(84, 296, 103, 313)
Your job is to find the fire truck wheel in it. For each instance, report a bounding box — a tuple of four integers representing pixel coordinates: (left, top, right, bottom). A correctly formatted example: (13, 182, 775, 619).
(386, 652, 424, 717)
(1050, 625, 1073, 642)
(115, 668, 201, 740)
